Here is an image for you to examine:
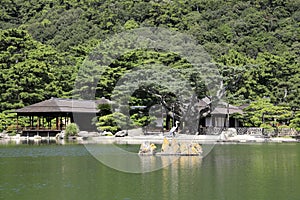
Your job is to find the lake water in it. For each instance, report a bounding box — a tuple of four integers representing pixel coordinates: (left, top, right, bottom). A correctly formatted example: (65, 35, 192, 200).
(1, 142, 300, 200)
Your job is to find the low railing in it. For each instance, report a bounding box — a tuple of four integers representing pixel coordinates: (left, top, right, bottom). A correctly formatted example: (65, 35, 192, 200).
(199, 127, 225, 135)
(236, 127, 263, 136)
(19, 126, 63, 131)
(275, 128, 298, 136)
(16, 126, 63, 135)
(200, 127, 299, 136)
(143, 127, 164, 135)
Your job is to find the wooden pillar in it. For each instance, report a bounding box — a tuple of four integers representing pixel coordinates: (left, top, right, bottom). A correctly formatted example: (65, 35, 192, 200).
(56, 117, 58, 130)
(33, 116, 35, 129)
(42, 116, 44, 129)
(161, 105, 164, 133)
(60, 117, 63, 130)
(166, 114, 170, 130)
(16, 115, 19, 133)
(37, 117, 40, 130)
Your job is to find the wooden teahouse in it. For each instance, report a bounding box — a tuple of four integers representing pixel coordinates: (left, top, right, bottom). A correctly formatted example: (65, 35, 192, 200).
(15, 97, 111, 137)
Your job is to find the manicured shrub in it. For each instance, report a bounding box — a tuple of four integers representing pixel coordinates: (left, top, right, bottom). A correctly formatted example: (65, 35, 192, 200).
(6, 124, 17, 136)
(65, 123, 79, 137)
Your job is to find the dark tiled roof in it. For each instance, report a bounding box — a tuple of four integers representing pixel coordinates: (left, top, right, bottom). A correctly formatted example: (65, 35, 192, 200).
(197, 97, 243, 115)
(15, 97, 111, 114)
(197, 97, 211, 107)
(211, 107, 243, 115)
(211, 101, 243, 115)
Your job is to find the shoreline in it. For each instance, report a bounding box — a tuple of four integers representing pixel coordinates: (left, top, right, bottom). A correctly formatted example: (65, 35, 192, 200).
(0, 134, 299, 145)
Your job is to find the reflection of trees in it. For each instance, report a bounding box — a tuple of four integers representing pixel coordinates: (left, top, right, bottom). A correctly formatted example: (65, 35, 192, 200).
(139, 155, 203, 200)
(161, 156, 203, 200)
(139, 156, 160, 173)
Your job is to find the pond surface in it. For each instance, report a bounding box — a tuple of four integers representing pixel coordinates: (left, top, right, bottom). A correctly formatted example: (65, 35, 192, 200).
(0, 142, 300, 200)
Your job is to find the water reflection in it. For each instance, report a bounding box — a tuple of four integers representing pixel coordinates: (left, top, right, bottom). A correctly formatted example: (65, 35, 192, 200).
(161, 156, 202, 200)
(1, 143, 300, 200)
(138, 155, 203, 200)
(0, 138, 78, 145)
(139, 156, 160, 172)
(138, 155, 203, 174)
(160, 156, 202, 170)
(84, 142, 204, 174)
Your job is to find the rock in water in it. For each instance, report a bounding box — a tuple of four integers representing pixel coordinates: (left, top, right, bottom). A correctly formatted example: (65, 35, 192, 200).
(171, 138, 180, 154)
(161, 138, 170, 153)
(138, 142, 157, 155)
(179, 142, 189, 154)
(140, 138, 203, 156)
(190, 143, 203, 155)
(161, 138, 180, 154)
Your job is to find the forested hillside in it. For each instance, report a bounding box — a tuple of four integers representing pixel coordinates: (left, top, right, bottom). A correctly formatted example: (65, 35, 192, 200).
(0, 0, 299, 131)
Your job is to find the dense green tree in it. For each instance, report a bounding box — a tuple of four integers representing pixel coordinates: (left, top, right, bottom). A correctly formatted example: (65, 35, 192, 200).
(0, 28, 76, 131)
(96, 112, 131, 133)
(242, 98, 292, 128)
(0, 28, 75, 111)
(290, 112, 300, 131)
(0, 0, 299, 131)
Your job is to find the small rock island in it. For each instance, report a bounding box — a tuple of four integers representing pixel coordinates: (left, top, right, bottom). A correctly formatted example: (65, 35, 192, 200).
(138, 138, 203, 156)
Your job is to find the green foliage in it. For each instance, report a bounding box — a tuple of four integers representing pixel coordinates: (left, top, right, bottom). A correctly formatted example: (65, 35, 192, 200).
(1, 0, 298, 56)
(65, 123, 79, 137)
(6, 124, 17, 136)
(0, 111, 13, 132)
(97, 103, 112, 116)
(0, 0, 299, 130)
(130, 113, 156, 127)
(0, 28, 76, 113)
(96, 112, 132, 134)
(124, 19, 139, 30)
(243, 98, 292, 127)
(260, 123, 275, 131)
(0, 111, 28, 132)
(290, 112, 300, 131)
